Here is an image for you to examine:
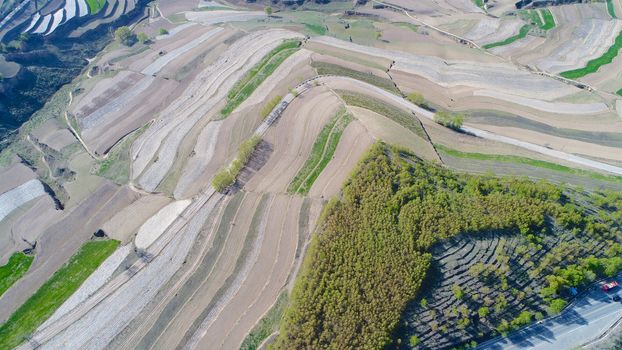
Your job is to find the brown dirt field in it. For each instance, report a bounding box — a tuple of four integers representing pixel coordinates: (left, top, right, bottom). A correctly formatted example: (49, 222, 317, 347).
(196, 194, 303, 350)
(101, 194, 172, 244)
(82, 77, 180, 155)
(303, 41, 393, 70)
(308, 120, 374, 199)
(345, 105, 439, 162)
(310, 52, 390, 78)
(0, 182, 139, 323)
(63, 151, 105, 209)
(175, 50, 316, 199)
(391, 69, 622, 133)
(30, 119, 76, 152)
(71, 71, 143, 118)
(244, 88, 342, 194)
(158, 0, 199, 17)
(148, 191, 261, 350)
(469, 123, 622, 162)
(0, 163, 37, 195)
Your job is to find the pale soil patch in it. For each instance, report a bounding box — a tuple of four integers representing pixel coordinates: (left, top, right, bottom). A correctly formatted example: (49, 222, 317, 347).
(308, 120, 374, 199)
(185, 10, 266, 25)
(82, 77, 180, 155)
(0, 182, 137, 324)
(147, 192, 261, 350)
(102, 194, 172, 243)
(0, 196, 61, 266)
(63, 151, 104, 209)
(345, 106, 437, 161)
(30, 119, 76, 152)
(195, 194, 303, 350)
(304, 40, 393, 70)
(135, 199, 192, 249)
(158, 0, 200, 17)
(244, 88, 341, 194)
(473, 90, 609, 115)
(310, 52, 389, 78)
(464, 17, 525, 45)
(0, 179, 46, 222)
(470, 123, 622, 162)
(0, 162, 36, 195)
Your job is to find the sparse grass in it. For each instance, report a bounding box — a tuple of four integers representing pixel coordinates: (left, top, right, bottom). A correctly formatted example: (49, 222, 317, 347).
(393, 22, 418, 32)
(483, 25, 531, 49)
(288, 109, 352, 195)
(240, 292, 289, 350)
(261, 95, 282, 119)
(95, 124, 147, 185)
(608, 0, 617, 19)
(219, 40, 300, 119)
(0, 252, 34, 298)
(304, 23, 327, 35)
(338, 90, 427, 139)
(560, 30, 622, 79)
(85, 0, 106, 14)
(0, 240, 119, 350)
(435, 144, 622, 184)
(311, 61, 400, 94)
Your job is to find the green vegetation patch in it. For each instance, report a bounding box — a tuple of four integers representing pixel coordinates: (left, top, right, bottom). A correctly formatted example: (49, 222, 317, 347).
(483, 25, 531, 49)
(274, 142, 622, 349)
(0, 252, 34, 297)
(288, 109, 352, 195)
(338, 90, 427, 138)
(240, 292, 289, 350)
(436, 144, 622, 184)
(540, 9, 555, 30)
(260, 95, 282, 119)
(473, 0, 486, 11)
(85, 0, 106, 14)
(608, 0, 617, 19)
(560, 30, 622, 79)
(212, 135, 262, 192)
(219, 40, 300, 118)
(617, 88, 622, 96)
(0, 240, 119, 349)
(311, 61, 400, 94)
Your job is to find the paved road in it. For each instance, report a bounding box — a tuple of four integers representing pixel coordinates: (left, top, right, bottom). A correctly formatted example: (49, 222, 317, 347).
(477, 287, 622, 350)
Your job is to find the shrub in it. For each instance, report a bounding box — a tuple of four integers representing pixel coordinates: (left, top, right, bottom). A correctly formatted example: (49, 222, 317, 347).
(452, 283, 464, 299)
(420, 298, 428, 308)
(260, 95, 282, 119)
(511, 311, 532, 328)
(478, 306, 489, 319)
(548, 298, 568, 315)
(434, 111, 464, 130)
(409, 335, 420, 347)
(115, 26, 136, 46)
(211, 135, 262, 192)
(159, 27, 169, 35)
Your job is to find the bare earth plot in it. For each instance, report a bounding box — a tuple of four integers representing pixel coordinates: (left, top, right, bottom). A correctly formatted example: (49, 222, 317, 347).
(244, 88, 342, 194)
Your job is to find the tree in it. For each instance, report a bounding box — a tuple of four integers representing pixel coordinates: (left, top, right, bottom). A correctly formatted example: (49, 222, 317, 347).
(115, 26, 136, 46)
(452, 283, 464, 299)
(137, 32, 150, 44)
(264, 6, 273, 16)
(158, 27, 169, 35)
(548, 298, 568, 315)
(409, 335, 420, 347)
(478, 306, 489, 319)
(407, 91, 425, 106)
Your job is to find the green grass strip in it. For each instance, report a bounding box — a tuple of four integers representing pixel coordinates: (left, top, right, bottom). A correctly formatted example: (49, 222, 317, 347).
(338, 90, 427, 139)
(219, 40, 300, 118)
(608, 0, 617, 19)
(85, 0, 106, 13)
(312, 61, 401, 94)
(0, 240, 119, 350)
(540, 9, 555, 30)
(0, 252, 34, 298)
(240, 292, 289, 350)
(483, 25, 531, 49)
(288, 109, 352, 195)
(560, 30, 622, 79)
(435, 144, 622, 184)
